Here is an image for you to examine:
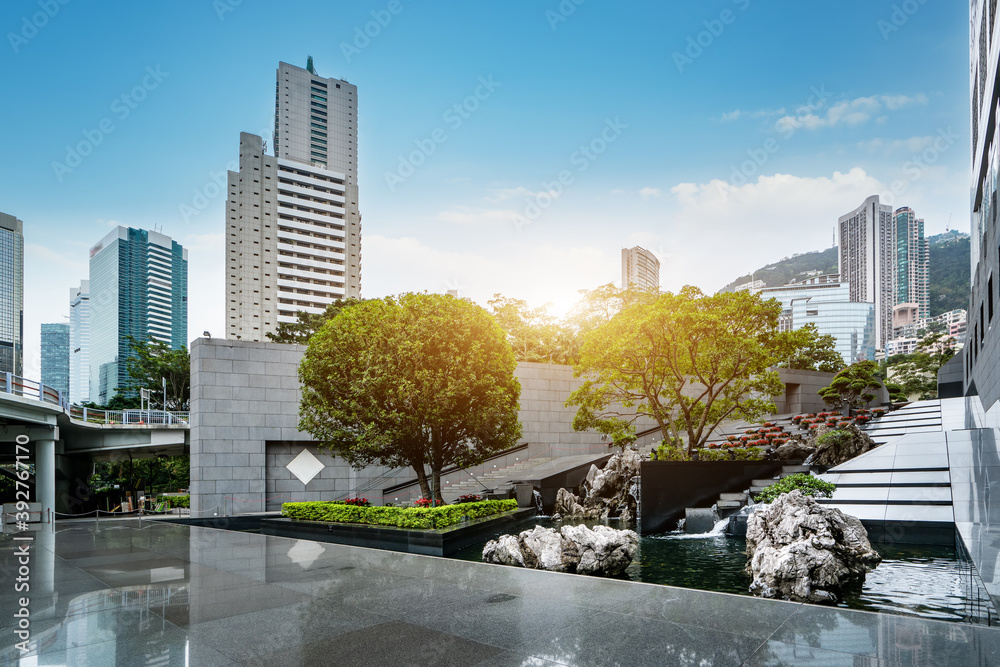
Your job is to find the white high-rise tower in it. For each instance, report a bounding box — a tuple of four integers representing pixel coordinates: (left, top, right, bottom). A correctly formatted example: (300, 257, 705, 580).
(227, 59, 361, 341)
(838, 195, 896, 350)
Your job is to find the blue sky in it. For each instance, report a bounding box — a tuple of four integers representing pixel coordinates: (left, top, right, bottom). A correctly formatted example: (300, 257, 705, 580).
(0, 0, 970, 378)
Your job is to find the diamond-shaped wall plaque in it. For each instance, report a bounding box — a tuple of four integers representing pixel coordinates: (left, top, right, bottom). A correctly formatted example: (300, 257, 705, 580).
(287, 449, 324, 485)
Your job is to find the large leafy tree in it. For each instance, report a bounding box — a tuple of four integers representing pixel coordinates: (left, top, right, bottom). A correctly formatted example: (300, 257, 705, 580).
(773, 324, 846, 373)
(566, 286, 785, 456)
(887, 331, 957, 400)
(818, 360, 883, 412)
(266, 298, 365, 344)
(123, 336, 190, 410)
(488, 294, 579, 365)
(298, 293, 523, 503)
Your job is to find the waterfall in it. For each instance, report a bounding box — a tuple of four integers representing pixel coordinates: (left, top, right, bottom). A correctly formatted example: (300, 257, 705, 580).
(532, 489, 545, 515)
(665, 517, 731, 540)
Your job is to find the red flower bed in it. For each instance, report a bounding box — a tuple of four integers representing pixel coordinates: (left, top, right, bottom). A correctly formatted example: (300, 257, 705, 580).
(414, 498, 444, 508)
(342, 497, 370, 507)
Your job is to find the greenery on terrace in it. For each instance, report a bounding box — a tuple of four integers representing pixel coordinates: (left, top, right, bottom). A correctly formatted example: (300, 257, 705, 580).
(282, 498, 518, 529)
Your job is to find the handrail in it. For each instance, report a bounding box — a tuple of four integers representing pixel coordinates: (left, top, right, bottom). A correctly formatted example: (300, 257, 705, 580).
(0, 372, 189, 426)
(382, 443, 530, 495)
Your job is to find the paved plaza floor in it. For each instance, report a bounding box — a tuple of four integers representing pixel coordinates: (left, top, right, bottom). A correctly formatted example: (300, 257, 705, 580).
(2, 518, 1000, 666)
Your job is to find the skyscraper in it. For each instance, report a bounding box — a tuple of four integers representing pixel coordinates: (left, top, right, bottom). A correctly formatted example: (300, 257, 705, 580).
(89, 227, 187, 404)
(968, 0, 1000, 410)
(0, 212, 24, 376)
(838, 195, 895, 350)
(621, 246, 660, 291)
(894, 207, 930, 321)
(40, 323, 69, 400)
(227, 59, 361, 341)
(69, 280, 90, 403)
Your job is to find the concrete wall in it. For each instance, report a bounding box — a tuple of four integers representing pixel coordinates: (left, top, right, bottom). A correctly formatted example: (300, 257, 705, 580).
(772, 368, 837, 415)
(190, 340, 656, 513)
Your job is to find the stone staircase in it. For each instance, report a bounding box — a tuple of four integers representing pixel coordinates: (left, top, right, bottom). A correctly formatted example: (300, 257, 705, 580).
(441, 457, 555, 503)
(717, 464, 812, 519)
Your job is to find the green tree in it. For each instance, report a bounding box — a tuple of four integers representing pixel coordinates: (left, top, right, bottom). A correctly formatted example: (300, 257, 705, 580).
(773, 324, 846, 373)
(818, 361, 883, 412)
(488, 295, 577, 364)
(265, 298, 365, 344)
(298, 293, 523, 503)
(888, 331, 957, 400)
(566, 286, 785, 456)
(123, 336, 190, 410)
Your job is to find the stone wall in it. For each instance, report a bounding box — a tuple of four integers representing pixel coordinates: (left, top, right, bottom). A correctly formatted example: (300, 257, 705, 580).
(190, 340, 656, 513)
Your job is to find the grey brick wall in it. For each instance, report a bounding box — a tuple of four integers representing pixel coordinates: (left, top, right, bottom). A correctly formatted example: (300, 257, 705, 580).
(191, 340, 658, 512)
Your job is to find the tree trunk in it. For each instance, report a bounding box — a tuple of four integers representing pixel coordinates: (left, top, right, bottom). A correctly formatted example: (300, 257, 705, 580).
(431, 466, 443, 505)
(413, 464, 431, 501)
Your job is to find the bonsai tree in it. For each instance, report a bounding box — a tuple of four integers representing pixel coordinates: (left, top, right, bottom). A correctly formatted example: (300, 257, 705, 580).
(818, 361, 883, 414)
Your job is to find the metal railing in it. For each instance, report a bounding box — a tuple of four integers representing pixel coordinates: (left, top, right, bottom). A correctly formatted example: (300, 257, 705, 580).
(0, 372, 189, 426)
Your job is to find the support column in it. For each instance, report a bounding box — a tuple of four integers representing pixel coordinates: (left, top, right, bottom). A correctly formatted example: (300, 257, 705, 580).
(34, 438, 55, 523)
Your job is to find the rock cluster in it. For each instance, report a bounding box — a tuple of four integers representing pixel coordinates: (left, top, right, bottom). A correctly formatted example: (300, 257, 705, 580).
(483, 524, 638, 576)
(745, 490, 881, 603)
(808, 423, 878, 467)
(551, 450, 641, 523)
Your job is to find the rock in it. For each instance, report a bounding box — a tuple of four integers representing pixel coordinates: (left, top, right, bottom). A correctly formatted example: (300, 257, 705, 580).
(550, 450, 642, 523)
(684, 507, 720, 534)
(810, 424, 878, 467)
(481, 534, 524, 567)
(772, 439, 816, 461)
(482, 524, 638, 576)
(745, 490, 881, 604)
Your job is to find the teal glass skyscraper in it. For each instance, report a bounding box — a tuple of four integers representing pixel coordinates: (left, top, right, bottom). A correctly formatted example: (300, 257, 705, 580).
(88, 227, 188, 404)
(0, 212, 24, 376)
(40, 323, 69, 400)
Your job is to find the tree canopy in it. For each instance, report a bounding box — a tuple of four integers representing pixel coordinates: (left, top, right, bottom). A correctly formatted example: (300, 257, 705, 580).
(772, 323, 846, 374)
(818, 361, 883, 412)
(566, 286, 786, 456)
(266, 298, 365, 344)
(488, 295, 578, 365)
(298, 293, 523, 502)
(123, 336, 190, 410)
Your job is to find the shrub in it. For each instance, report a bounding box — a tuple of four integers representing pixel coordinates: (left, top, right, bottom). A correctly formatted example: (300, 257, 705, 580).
(455, 494, 482, 504)
(281, 498, 518, 529)
(652, 442, 690, 461)
(166, 495, 189, 509)
(753, 473, 836, 504)
(816, 429, 854, 449)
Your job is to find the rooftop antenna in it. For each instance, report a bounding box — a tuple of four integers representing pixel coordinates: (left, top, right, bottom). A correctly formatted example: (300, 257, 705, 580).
(306, 55, 316, 75)
(946, 213, 952, 232)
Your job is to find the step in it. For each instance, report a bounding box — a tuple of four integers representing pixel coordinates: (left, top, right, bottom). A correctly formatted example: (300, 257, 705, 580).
(719, 492, 748, 502)
(717, 500, 743, 510)
(751, 479, 778, 487)
(781, 465, 810, 475)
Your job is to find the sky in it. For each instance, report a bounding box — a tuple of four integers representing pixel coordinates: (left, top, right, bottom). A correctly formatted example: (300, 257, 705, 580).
(0, 0, 971, 379)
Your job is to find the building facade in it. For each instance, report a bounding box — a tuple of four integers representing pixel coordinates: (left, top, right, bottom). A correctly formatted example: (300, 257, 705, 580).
(759, 275, 876, 365)
(894, 207, 930, 320)
(89, 227, 188, 404)
(0, 213, 24, 376)
(227, 60, 361, 341)
(40, 323, 69, 399)
(839, 195, 896, 351)
(69, 280, 90, 404)
(620, 246, 660, 291)
(968, 0, 1000, 410)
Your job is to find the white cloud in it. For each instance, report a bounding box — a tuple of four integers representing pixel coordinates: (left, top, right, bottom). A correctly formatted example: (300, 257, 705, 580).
(776, 94, 928, 132)
(720, 107, 786, 122)
(437, 206, 520, 225)
(484, 186, 557, 204)
(638, 187, 663, 199)
(856, 136, 936, 155)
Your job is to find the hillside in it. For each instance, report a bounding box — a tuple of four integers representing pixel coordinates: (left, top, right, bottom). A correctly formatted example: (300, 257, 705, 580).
(720, 231, 970, 316)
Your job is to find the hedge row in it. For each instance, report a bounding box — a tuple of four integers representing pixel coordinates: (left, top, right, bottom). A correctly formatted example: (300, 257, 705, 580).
(281, 498, 519, 529)
(166, 494, 190, 508)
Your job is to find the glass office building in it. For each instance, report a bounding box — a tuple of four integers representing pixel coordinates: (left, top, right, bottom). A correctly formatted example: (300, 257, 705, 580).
(69, 280, 89, 404)
(0, 213, 24, 376)
(89, 227, 188, 404)
(40, 323, 69, 399)
(759, 276, 876, 364)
